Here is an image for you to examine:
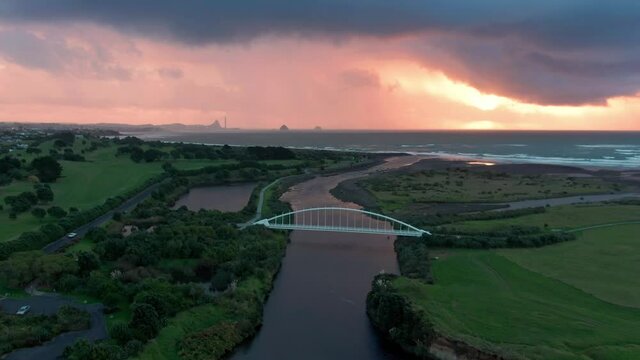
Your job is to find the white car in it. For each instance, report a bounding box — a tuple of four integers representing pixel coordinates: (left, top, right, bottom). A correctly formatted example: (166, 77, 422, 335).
(16, 305, 31, 315)
(67, 232, 78, 238)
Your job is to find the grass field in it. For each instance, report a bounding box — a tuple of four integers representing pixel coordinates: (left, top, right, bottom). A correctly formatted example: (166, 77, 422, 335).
(362, 169, 622, 212)
(444, 204, 640, 232)
(136, 303, 226, 360)
(395, 249, 640, 359)
(0, 146, 164, 242)
(501, 224, 640, 308)
(394, 220, 640, 359)
(170, 159, 238, 171)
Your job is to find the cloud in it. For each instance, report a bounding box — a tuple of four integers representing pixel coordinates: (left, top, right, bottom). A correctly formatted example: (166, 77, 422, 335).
(1, 0, 640, 105)
(0, 28, 132, 80)
(0, 29, 70, 71)
(340, 69, 379, 88)
(158, 67, 183, 79)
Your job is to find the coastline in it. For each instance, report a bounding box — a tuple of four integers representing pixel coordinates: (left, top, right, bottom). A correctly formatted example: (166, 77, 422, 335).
(127, 131, 640, 171)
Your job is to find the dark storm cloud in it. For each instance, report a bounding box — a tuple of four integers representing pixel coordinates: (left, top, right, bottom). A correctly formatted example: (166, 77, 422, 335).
(1, 0, 640, 105)
(4, 0, 637, 47)
(0, 30, 69, 71)
(0, 29, 131, 80)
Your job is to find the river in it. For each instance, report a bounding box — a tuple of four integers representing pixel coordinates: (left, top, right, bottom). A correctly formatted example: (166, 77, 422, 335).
(230, 157, 421, 360)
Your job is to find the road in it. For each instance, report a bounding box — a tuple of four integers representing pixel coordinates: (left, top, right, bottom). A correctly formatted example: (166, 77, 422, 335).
(0, 296, 107, 360)
(239, 178, 282, 228)
(567, 221, 640, 233)
(43, 182, 162, 254)
(491, 192, 640, 212)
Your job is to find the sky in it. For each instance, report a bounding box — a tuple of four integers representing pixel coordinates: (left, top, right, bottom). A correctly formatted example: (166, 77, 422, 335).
(0, 1, 639, 130)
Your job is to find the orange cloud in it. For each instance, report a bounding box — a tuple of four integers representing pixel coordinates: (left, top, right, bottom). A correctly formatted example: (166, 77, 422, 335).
(0, 24, 638, 130)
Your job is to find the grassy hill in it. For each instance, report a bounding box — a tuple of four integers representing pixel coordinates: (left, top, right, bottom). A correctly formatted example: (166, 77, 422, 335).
(385, 204, 640, 359)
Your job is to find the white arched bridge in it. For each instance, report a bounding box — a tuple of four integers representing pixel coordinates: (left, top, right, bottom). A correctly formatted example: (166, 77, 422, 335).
(253, 207, 430, 237)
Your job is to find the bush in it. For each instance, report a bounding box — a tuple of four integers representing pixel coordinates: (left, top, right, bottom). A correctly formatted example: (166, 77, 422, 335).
(110, 322, 134, 345)
(47, 206, 68, 218)
(31, 207, 46, 219)
(366, 274, 435, 358)
(395, 237, 433, 283)
(129, 303, 162, 341)
(178, 321, 245, 360)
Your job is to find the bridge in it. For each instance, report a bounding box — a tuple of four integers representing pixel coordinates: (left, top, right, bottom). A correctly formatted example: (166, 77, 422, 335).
(253, 207, 430, 237)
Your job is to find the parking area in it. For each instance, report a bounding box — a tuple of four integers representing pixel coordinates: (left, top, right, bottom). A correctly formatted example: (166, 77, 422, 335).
(0, 295, 108, 360)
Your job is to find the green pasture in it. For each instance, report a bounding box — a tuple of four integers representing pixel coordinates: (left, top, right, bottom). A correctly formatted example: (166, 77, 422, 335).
(395, 249, 640, 359)
(0, 145, 163, 242)
(363, 170, 622, 212)
(444, 204, 640, 233)
(501, 224, 640, 308)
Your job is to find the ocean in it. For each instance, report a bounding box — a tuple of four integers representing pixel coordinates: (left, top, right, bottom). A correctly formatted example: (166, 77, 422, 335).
(138, 130, 640, 169)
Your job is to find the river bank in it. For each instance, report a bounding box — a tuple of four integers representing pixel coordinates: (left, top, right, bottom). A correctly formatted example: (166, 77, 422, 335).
(229, 156, 425, 360)
(331, 157, 640, 216)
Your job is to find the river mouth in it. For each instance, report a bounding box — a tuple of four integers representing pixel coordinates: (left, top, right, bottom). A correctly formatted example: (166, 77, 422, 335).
(173, 183, 257, 212)
(229, 157, 422, 360)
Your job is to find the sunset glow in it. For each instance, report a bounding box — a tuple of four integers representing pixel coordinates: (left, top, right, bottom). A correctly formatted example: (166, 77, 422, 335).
(0, 2, 639, 130)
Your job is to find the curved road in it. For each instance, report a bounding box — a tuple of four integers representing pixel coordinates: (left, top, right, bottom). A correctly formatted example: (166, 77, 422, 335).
(43, 182, 162, 253)
(0, 296, 107, 360)
(567, 221, 640, 233)
(0, 181, 164, 359)
(491, 192, 640, 212)
(241, 178, 282, 228)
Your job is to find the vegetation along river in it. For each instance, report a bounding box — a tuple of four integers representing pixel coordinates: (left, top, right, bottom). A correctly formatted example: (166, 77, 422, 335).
(229, 157, 422, 360)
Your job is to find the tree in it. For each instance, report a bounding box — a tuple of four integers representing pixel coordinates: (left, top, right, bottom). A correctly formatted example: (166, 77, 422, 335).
(47, 206, 68, 218)
(35, 185, 54, 202)
(129, 303, 161, 341)
(33, 254, 79, 285)
(31, 207, 46, 220)
(5, 191, 38, 213)
(31, 156, 62, 182)
(77, 251, 100, 272)
(0, 251, 41, 287)
(143, 149, 165, 162)
(210, 269, 233, 292)
(215, 169, 230, 181)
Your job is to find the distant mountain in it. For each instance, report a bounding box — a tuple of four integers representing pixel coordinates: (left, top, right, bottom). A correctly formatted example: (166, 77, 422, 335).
(280, 124, 289, 131)
(160, 121, 230, 132)
(314, 126, 322, 131)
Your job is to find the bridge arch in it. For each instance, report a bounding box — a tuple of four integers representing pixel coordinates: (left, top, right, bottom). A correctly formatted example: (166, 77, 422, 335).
(253, 207, 430, 237)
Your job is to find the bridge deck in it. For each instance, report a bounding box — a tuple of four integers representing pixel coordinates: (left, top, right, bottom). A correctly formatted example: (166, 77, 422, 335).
(253, 207, 430, 237)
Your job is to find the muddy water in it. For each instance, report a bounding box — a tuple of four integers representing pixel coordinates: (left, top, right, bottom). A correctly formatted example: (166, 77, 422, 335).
(173, 183, 257, 212)
(230, 157, 423, 360)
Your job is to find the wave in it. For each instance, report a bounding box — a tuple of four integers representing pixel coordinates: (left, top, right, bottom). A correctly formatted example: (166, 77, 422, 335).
(405, 151, 640, 169)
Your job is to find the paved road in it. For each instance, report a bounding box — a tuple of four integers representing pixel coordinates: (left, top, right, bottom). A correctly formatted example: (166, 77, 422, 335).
(247, 178, 284, 224)
(567, 221, 640, 233)
(491, 192, 640, 212)
(0, 296, 107, 360)
(43, 182, 162, 253)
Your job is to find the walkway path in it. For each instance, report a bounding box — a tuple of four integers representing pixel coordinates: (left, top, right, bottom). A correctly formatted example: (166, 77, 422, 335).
(240, 178, 283, 229)
(567, 221, 640, 233)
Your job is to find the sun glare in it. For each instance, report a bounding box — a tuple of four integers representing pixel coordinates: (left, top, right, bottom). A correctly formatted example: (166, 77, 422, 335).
(376, 61, 608, 118)
(462, 120, 501, 130)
